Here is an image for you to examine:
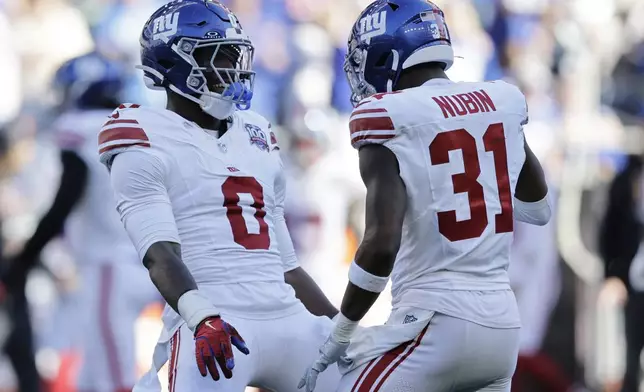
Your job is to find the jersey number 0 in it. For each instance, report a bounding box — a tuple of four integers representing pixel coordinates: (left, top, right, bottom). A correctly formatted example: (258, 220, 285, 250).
(222, 177, 271, 250)
(429, 123, 513, 242)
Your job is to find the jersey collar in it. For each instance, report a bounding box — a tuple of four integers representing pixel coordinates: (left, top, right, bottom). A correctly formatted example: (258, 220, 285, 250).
(422, 78, 454, 87)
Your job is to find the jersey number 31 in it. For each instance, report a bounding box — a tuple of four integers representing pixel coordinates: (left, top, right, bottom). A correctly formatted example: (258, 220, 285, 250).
(429, 123, 513, 242)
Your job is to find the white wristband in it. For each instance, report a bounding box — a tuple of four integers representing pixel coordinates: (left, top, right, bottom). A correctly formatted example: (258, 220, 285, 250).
(177, 290, 219, 332)
(331, 313, 359, 343)
(348, 261, 389, 293)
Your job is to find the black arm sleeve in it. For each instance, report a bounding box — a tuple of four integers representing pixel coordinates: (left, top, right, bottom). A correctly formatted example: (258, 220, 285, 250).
(15, 150, 88, 268)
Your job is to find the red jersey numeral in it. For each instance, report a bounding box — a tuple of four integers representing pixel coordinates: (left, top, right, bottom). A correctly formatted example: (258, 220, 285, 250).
(483, 123, 513, 233)
(428, 123, 513, 242)
(221, 176, 270, 250)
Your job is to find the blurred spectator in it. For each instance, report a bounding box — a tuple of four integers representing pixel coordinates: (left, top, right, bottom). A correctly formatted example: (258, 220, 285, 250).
(599, 154, 644, 392)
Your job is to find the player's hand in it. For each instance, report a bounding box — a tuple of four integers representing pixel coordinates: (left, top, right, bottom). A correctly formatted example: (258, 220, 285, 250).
(298, 334, 349, 392)
(194, 316, 249, 380)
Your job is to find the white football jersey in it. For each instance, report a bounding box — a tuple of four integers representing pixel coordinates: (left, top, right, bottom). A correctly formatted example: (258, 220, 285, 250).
(349, 79, 528, 327)
(98, 104, 301, 326)
(53, 110, 138, 265)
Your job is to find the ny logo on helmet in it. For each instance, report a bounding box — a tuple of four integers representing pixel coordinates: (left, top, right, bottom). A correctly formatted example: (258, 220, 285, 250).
(358, 11, 387, 42)
(152, 12, 179, 43)
(229, 13, 241, 29)
(226, 13, 245, 37)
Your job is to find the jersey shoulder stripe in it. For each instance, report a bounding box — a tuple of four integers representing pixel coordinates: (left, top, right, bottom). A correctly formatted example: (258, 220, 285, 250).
(98, 104, 151, 169)
(349, 102, 396, 149)
(98, 118, 150, 154)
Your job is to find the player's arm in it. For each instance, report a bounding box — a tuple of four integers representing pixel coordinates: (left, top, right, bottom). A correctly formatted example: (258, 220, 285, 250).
(339, 144, 407, 326)
(109, 145, 248, 379)
(273, 166, 338, 318)
(108, 150, 217, 324)
(143, 242, 197, 311)
(285, 268, 339, 319)
(3, 150, 88, 289)
(513, 139, 551, 225)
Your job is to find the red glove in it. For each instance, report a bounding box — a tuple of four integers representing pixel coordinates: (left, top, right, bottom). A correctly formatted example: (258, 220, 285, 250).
(194, 316, 249, 380)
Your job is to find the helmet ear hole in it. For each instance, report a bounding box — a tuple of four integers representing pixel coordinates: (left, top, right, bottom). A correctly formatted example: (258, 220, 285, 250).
(157, 59, 174, 71)
(375, 52, 390, 67)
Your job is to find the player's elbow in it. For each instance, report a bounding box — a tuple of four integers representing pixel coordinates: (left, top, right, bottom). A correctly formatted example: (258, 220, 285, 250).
(356, 248, 398, 277)
(142, 241, 182, 271)
(356, 237, 400, 276)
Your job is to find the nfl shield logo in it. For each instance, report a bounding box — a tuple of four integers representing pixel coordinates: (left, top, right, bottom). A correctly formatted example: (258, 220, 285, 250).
(245, 124, 269, 152)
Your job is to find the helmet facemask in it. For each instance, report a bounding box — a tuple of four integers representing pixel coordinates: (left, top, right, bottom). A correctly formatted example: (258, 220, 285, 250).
(176, 37, 254, 118)
(139, 36, 255, 119)
(343, 38, 377, 107)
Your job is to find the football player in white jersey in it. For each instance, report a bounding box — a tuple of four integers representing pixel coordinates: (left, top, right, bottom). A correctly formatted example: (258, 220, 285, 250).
(98, 1, 341, 391)
(299, 1, 552, 391)
(3, 52, 161, 392)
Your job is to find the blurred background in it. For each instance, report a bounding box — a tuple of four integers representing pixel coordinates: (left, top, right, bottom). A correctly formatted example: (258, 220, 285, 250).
(0, 0, 644, 391)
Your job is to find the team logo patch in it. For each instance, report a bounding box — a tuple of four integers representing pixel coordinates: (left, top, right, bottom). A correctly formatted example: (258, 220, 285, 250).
(245, 124, 269, 152)
(403, 314, 418, 324)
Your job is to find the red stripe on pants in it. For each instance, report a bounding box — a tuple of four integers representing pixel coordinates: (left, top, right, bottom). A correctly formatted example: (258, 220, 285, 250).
(357, 343, 410, 391)
(168, 330, 181, 392)
(373, 325, 429, 391)
(350, 358, 377, 392)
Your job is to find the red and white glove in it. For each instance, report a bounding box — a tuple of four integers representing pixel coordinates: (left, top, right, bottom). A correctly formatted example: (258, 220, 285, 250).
(177, 290, 250, 381)
(194, 316, 249, 380)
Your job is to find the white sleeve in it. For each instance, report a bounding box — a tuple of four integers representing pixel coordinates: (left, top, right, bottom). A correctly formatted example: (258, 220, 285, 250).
(513, 192, 552, 226)
(273, 165, 299, 272)
(109, 149, 181, 260)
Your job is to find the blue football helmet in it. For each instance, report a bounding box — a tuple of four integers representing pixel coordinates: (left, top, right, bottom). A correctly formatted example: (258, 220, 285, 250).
(138, 0, 254, 119)
(344, 0, 454, 106)
(53, 51, 125, 109)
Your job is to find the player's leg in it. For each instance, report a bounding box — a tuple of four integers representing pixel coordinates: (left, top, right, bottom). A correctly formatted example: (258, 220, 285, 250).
(336, 323, 442, 392)
(254, 309, 341, 392)
(40, 285, 84, 391)
(338, 314, 519, 392)
(474, 377, 512, 392)
(168, 317, 255, 392)
(74, 262, 154, 392)
(3, 290, 40, 392)
(74, 264, 104, 392)
(466, 320, 520, 392)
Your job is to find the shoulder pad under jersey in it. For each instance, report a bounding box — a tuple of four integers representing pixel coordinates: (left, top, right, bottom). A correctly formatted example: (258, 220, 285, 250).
(237, 109, 270, 128)
(349, 91, 402, 150)
(490, 80, 529, 126)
